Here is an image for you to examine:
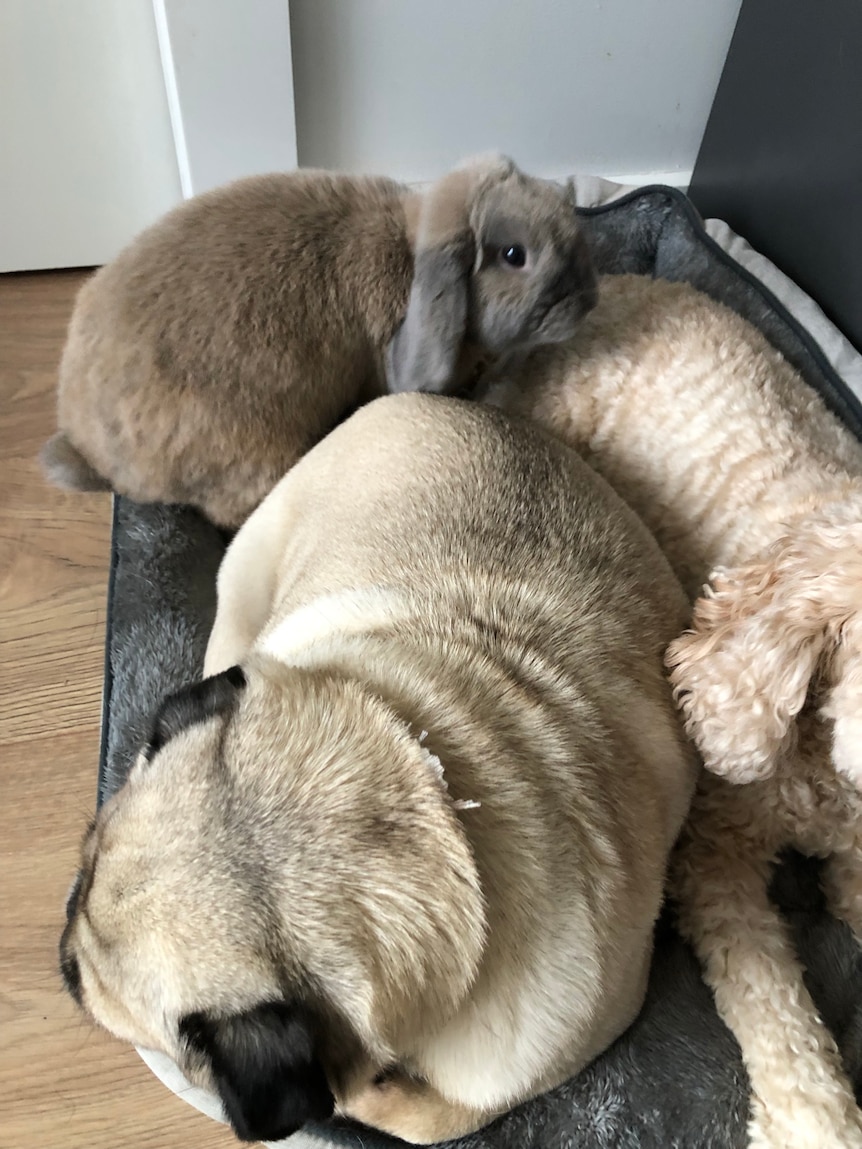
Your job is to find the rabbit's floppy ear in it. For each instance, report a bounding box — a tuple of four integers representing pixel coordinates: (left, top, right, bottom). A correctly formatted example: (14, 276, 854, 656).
(386, 154, 515, 396)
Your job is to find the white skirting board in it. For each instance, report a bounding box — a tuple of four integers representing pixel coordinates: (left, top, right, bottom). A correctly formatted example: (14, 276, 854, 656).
(603, 170, 692, 192)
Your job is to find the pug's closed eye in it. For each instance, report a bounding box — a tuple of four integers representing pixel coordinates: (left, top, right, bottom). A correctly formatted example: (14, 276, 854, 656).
(373, 1065, 400, 1086)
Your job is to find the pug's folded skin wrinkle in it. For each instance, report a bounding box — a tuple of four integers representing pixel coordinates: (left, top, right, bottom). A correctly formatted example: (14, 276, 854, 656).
(61, 395, 697, 1145)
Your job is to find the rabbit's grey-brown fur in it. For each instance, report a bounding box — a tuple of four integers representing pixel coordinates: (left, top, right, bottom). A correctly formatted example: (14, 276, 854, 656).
(43, 154, 596, 527)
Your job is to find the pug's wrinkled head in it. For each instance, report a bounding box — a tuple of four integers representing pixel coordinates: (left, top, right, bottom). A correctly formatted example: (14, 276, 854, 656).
(60, 663, 486, 1142)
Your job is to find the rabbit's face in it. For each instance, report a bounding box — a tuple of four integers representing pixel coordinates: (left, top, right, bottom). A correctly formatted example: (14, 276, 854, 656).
(386, 156, 598, 397)
(467, 174, 598, 357)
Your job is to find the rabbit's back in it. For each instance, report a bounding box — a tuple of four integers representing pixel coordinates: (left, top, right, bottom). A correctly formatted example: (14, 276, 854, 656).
(57, 171, 414, 526)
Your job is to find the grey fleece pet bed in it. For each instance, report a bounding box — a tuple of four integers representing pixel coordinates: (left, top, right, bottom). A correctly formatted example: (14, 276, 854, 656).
(97, 186, 862, 1149)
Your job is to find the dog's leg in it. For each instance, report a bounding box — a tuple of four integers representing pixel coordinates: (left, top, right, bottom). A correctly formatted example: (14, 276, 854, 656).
(668, 514, 862, 788)
(672, 781, 862, 1149)
(342, 1070, 498, 1144)
(821, 617, 862, 788)
(666, 557, 826, 786)
(822, 837, 862, 947)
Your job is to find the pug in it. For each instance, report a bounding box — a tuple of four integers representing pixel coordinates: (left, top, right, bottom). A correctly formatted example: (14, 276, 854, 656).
(60, 394, 698, 1145)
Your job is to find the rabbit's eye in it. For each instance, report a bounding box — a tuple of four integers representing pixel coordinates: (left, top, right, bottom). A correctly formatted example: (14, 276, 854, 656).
(500, 244, 527, 268)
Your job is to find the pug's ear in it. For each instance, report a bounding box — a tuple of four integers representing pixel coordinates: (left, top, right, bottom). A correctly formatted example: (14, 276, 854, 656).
(180, 1000, 335, 1143)
(144, 666, 247, 761)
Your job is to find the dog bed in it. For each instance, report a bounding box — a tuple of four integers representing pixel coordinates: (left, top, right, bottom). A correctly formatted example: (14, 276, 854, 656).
(96, 184, 862, 1149)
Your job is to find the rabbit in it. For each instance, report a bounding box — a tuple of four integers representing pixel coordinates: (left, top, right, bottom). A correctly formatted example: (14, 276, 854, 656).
(41, 153, 597, 527)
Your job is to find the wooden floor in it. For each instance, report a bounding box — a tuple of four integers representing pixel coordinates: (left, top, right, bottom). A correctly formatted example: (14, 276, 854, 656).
(0, 271, 234, 1147)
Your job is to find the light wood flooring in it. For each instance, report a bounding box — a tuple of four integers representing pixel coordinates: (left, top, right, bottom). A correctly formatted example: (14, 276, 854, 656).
(1, 270, 235, 1147)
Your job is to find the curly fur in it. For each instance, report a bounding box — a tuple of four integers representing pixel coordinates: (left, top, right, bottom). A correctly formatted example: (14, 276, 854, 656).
(490, 272, 862, 1147)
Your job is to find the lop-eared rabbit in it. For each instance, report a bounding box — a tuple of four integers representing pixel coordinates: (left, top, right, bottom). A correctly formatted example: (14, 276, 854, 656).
(43, 155, 596, 527)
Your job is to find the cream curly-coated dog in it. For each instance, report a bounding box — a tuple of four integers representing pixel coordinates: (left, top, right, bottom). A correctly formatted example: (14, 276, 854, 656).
(490, 273, 862, 1149)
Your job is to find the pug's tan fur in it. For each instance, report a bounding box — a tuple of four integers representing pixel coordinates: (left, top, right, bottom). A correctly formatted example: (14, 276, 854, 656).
(61, 395, 697, 1144)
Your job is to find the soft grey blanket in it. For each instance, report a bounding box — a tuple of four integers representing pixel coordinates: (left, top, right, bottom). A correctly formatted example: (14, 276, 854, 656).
(97, 187, 862, 1149)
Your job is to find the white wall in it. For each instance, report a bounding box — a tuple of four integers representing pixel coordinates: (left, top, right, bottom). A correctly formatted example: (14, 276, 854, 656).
(0, 0, 181, 272)
(0, 0, 744, 271)
(289, 0, 743, 185)
(154, 0, 298, 199)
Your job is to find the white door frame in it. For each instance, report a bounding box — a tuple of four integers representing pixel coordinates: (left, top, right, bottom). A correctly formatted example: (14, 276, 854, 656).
(153, 0, 298, 199)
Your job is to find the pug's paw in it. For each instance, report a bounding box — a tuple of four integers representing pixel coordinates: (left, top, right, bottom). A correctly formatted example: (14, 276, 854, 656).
(343, 1068, 496, 1145)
